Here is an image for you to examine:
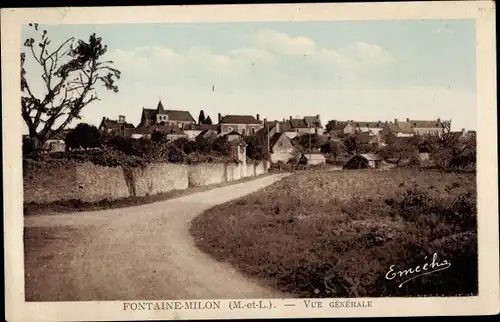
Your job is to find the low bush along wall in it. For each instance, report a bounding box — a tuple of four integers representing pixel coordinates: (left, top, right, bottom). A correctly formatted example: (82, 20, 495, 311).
(23, 160, 268, 204)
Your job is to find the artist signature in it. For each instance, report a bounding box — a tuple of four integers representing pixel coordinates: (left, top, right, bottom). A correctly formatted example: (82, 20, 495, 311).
(385, 253, 451, 288)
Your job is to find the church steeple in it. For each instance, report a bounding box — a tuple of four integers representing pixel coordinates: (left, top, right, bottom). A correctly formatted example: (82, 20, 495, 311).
(157, 100, 165, 112)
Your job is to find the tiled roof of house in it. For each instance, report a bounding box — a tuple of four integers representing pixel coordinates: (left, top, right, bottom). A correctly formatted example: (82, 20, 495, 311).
(351, 121, 384, 128)
(102, 119, 136, 129)
(164, 110, 196, 123)
(359, 153, 383, 161)
(396, 121, 415, 134)
(225, 130, 243, 136)
(135, 124, 186, 135)
(356, 132, 377, 144)
(407, 120, 443, 128)
(182, 123, 218, 131)
(304, 116, 322, 128)
(269, 133, 284, 148)
(329, 121, 350, 131)
(220, 115, 260, 124)
(289, 118, 308, 128)
(303, 153, 326, 160)
(196, 129, 219, 140)
(142, 104, 196, 123)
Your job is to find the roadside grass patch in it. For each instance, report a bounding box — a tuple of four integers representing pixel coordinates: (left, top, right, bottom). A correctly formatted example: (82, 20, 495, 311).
(190, 168, 477, 297)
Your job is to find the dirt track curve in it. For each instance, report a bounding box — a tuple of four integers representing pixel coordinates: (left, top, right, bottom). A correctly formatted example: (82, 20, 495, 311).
(24, 173, 290, 301)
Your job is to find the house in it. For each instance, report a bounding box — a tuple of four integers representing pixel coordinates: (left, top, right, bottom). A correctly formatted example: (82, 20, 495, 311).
(356, 131, 384, 146)
(300, 152, 326, 165)
(99, 115, 136, 137)
(256, 123, 295, 163)
(326, 120, 384, 138)
(326, 120, 354, 138)
(42, 130, 69, 153)
(224, 130, 244, 142)
(380, 119, 416, 138)
(218, 113, 263, 135)
(280, 115, 323, 139)
(269, 132, 295, 163)
(343, 153, 383, 169)
(182, 123, 218, 140)
(351, 121, 385, 136)
(196, 128, 219, 143)
(133, 124, 188, 142)
(405, 118, 445, 136)
(138, 100, 196, 128)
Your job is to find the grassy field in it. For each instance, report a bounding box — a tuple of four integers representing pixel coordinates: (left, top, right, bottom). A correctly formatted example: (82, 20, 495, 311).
(190, 168, 477, 298)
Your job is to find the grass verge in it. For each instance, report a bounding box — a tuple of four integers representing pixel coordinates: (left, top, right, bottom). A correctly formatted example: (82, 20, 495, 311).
(190, 168, 477, 297)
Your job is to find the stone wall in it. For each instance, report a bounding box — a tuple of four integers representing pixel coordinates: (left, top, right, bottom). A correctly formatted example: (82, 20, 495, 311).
(24, 160, 268, 204)
(23, 160, 79, 204)
(76, 162, 131, 203)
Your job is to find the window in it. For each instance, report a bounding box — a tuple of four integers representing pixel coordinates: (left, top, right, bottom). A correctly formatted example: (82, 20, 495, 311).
(241, 128, 246, 135)
(251, 128, 256, 134)
(228, 127, 233, 132)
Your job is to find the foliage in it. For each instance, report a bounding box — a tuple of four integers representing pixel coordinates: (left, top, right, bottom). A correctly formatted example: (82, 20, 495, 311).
(23, 136, 36, 156)
(342, 135, 359, 155)
(65, 123, 101, 150)
(212, 136, 232, 157)
(198, 110, 206, 125)
(204, 115, 213, 125)
(293, 133, 323, 151)
(21, 23, 120, 152)
(379, 137, 419, 165)
(151, 131, 168, 143)
(191, 169, 477, 298)
(245, 135, 269, 161)
(320, 140, 344, 159)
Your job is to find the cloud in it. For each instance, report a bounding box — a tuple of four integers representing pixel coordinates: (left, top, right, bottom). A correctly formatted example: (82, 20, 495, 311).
(102, 29, 396, 91)
(255, 29, 317, 55)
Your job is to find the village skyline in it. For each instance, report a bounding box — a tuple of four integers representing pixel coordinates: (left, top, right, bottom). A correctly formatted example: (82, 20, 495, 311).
(21, 19, 476, 134)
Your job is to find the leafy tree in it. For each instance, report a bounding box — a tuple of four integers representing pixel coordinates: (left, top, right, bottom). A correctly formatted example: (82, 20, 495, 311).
(198, 110, 206, 125)
(212, 136, 232, 156)
(23, 136, 36, 156)
(379, 138, 418, 166)
(65, 123, 101, 150)
(342, 135, 360, 155)
(320, 140, 344, 160)
(245, 135, 268, 160)
(21, 23, 120, 153)
(203, 115, 213, 125)
(151, 131, 168, 143)
(294, 133, 322, 151)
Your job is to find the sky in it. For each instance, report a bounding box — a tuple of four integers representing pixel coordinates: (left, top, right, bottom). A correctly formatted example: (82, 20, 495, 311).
(21, 19, 477, 132)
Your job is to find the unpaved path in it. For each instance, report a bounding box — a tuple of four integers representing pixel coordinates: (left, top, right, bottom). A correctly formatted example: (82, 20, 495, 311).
(24, 173, 290, 301)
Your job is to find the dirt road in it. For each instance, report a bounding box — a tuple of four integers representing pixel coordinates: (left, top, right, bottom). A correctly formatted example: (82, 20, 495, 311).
(24, 173, 290, 301)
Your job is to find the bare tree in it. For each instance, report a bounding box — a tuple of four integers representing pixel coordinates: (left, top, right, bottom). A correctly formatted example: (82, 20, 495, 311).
(21, 23, 121, 152)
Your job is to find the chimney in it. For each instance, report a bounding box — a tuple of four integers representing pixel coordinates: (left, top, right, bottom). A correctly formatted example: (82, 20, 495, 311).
(263, 118, 267, 124)
(316, 114, 320, 119)
(275, 120, 280, 133)
(289, 116, 292, 121)
(256, 114, 260, 122)
(218, 113, 222, 123)
(437, 118, 441, 123)
(118, 115, 125, 123)
(406, 118, 410, 122)
(283, 118, 286, 123)
(394, 118, 399, 123)
(462, 128, 465, 134)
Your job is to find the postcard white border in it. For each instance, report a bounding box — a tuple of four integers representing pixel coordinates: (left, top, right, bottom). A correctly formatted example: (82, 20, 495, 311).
(2, 1, 499, 321)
